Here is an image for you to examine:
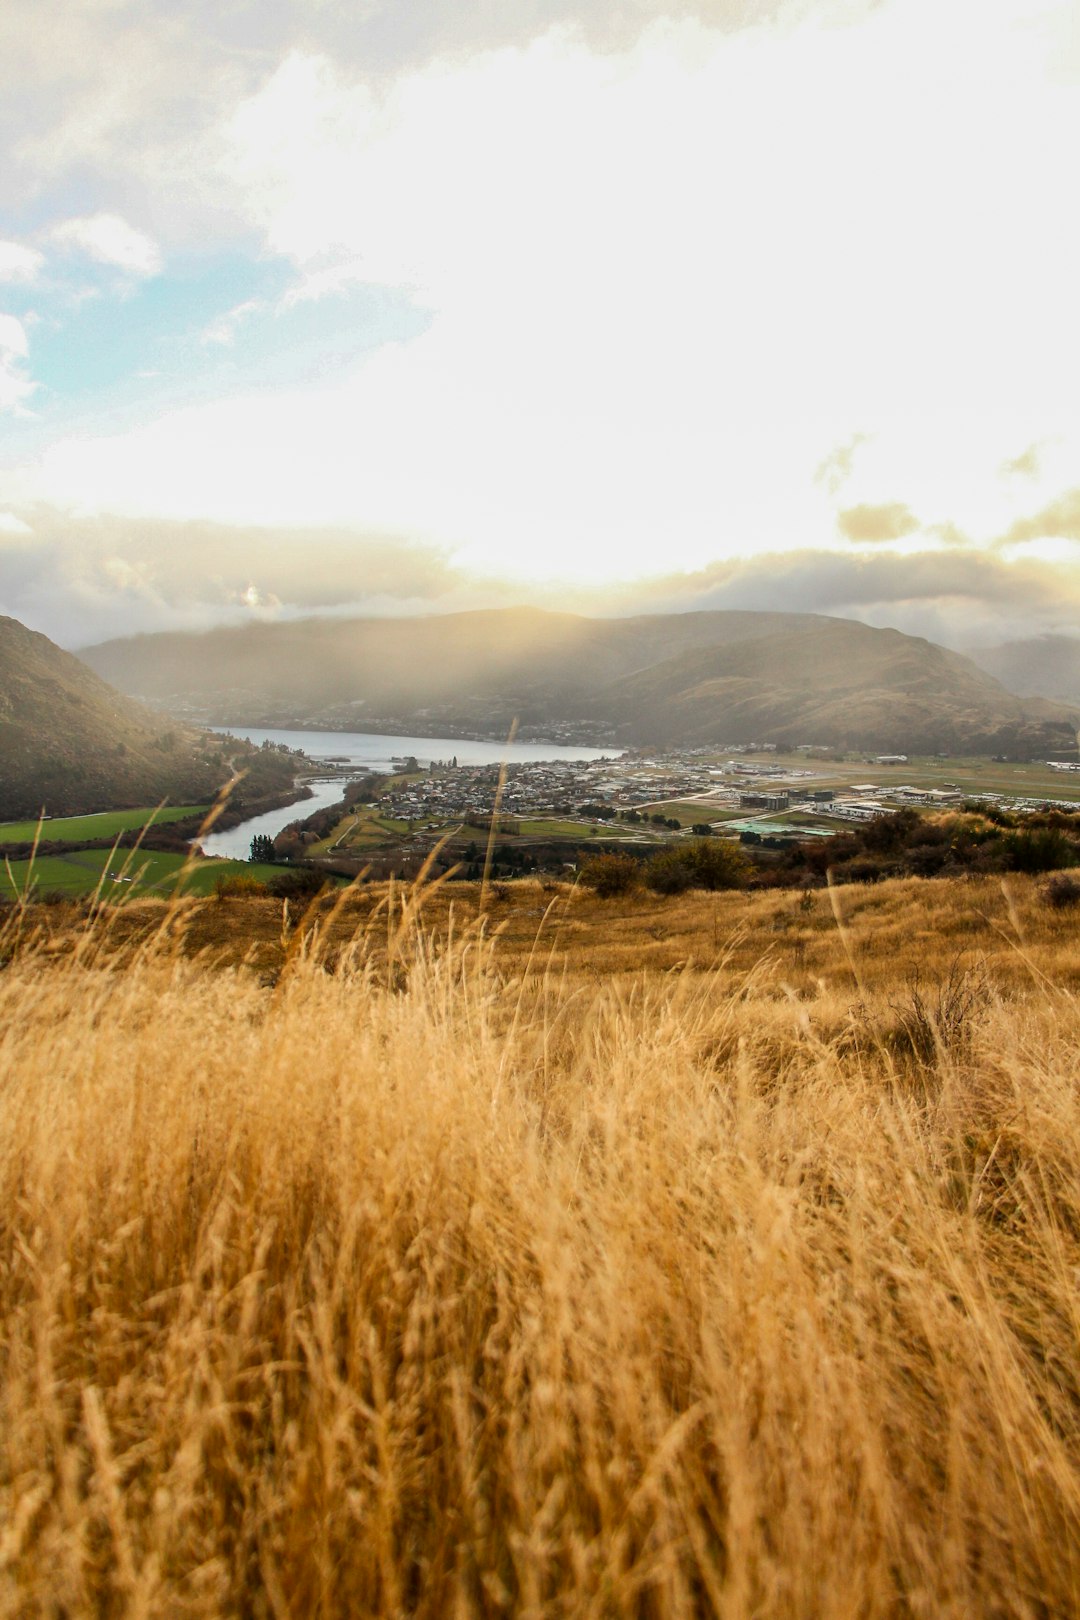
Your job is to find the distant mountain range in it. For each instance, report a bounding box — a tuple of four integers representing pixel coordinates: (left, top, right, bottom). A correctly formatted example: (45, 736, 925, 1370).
(969, 636, 1080, 707)
(0, 615, 297, 819)
(79, 608, 1080, 757)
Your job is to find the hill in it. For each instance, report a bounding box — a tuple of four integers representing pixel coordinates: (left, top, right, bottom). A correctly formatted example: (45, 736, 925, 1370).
(969, 634, 1080, 706)
(0, 614, 298, 818)
(80, 606, 1079, 755)
(602, 619, 1078, 753)
(3, 874, 1080, 1615)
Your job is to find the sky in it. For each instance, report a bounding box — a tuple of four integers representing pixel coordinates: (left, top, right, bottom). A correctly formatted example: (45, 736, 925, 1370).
(1, 0, 1078, 650)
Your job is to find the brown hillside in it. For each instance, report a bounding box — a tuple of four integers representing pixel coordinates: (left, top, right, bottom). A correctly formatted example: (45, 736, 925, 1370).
(0, 614, 296, 818)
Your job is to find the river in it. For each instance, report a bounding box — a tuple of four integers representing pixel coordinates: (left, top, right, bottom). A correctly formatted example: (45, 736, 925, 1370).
(198, 727, 622, 860)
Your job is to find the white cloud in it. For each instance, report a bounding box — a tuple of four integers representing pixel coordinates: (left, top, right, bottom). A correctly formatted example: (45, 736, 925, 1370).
(200, 297, 268, 346)
(50, 213, 162, 276)
(0, 511, 33, 536)
(0, 313, 34, 411)
(4, 0, 1079, 592)
(0, 314, 29, 358)
(0, 240, 43, 282)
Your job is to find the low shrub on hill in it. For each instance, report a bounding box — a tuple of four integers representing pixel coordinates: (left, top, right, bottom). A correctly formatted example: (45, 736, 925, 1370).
(782, 808, 1080, 888)
(213, 873, 269, 900)
(645, 837, 749, 894)
(1043, 872, 1080, 909)
(579, 851, 641, 896)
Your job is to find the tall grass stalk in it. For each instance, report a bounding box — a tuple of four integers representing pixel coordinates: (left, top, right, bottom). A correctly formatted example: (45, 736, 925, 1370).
(1, 891, 1079, 1616)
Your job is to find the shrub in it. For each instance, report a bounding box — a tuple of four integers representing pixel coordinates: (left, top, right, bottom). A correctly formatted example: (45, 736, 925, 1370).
(1043, 872, 1080, 909)
(645, 839, 748, 894)
(579, 852, 640, 897)
(265, 868, 331, 901)
(213, 873, 269, 901)
(1001, 828, 1079, 874)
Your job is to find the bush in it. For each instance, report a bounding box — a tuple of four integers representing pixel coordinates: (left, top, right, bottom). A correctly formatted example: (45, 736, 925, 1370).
(213, 874, 269, 900)
(265, 868, 331, 901)
(645, 839, 748, 895)
(1000, 828, 1079, 874)
(578, 853, 640, 897)
(1043, 872, 1080, 909)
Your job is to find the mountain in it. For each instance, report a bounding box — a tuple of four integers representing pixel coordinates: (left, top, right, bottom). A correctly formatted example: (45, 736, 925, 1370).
(0, 615, 297, 819)
(968, 636, 1080, 707)
(81, 608, 827, 719)
(79, 607, 1080, 756)
(602, 619, 1077, 753)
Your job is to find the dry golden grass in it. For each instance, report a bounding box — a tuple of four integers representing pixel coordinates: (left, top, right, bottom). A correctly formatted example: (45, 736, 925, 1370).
(2, 876, 1080, 1616)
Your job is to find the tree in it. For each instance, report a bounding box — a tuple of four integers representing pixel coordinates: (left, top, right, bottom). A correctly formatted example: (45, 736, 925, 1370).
(250, 834, 276, 864)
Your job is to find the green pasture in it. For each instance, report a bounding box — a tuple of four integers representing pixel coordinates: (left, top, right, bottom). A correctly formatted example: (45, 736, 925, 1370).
(644, 803, 743, 826)
(516, 818, 597, 837)
(0, 848, 283, 902)
(698, 750, 1080, 802)
(0, 805, 210, 845)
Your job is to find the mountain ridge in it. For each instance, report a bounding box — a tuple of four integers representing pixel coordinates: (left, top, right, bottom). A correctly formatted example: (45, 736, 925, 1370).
(0, 615, 299, 819)
(78, 607, 1079, 756)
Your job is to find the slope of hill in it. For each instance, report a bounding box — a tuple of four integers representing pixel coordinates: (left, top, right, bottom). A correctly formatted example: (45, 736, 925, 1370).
(79, 607, 1079, 755)
(601, 620, 1077, 753)
(969, 635, 1080, 706)
(81, 608, 828, 717)
(0, 615, 298, 819)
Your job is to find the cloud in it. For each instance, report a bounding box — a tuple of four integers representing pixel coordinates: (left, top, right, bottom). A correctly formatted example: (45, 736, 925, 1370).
(608, 543, 1080, 650)
(1, 0, 1079, 636)
(0, 313, 34, 411)
(1002, 487, 1080, 544)
(50, 213, 162, 276)
(0, 314, 29, 358)
(3, 501, 1080, 659)
(1002, 443, 1041, 478)
(814, 432, 868, 495)
(836, 502, 919, 542)
(0, 506, 505, 646)
(927, 521, 971, 547)
(0, 240, 43, 282)
(200, 298, 268, 346)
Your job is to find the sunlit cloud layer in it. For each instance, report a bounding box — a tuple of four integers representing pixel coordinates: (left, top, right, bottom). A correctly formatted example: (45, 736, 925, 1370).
(0, 0, 1078, 648)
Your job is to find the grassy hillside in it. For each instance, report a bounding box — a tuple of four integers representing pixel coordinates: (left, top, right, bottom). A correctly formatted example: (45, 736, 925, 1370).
(2, 874, 1080, 1616)
(0, 615, 300, 818)
(0, 846, 286, 901)
(79, 606, 1079, 753)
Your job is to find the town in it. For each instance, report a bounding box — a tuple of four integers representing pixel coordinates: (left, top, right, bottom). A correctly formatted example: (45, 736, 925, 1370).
(294, 743, 1080, 867)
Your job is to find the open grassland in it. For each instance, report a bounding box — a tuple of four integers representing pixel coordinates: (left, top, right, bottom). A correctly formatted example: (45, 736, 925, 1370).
(0, 846, 284, 901)
(2, 877, 1080, 1617)
(0, 805, 209, 845)
(82, 868, 1080, 998)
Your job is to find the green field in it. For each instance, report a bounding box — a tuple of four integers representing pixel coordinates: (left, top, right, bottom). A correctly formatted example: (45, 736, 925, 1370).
(0, 848, 284, 902)
(697, 750, 1080, 801)
(0, 805, 210, 844)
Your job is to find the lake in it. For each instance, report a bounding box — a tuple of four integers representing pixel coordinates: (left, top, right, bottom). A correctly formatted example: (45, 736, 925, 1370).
(198, 727, 622, 860)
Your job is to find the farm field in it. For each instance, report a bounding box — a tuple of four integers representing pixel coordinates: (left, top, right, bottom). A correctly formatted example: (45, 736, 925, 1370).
(0, 845, 283, 900)
(0, 804, 210, 844)
(3, 869, 1080, 1616)
(693, 748, 1080, 801)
